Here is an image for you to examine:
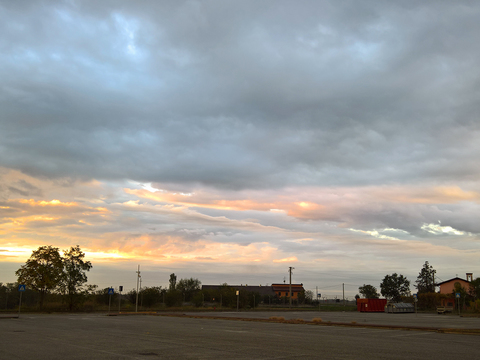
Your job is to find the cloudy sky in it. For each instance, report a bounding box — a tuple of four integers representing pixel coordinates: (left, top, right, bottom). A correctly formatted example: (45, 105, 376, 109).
(1, 0, 479, 297)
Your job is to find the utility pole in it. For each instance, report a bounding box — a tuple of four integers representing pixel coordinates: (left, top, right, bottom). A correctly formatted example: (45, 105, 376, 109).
(289, 267, 294, 308)
(135, 265, 141, 312)
(343, 283, 345, 308)
(118, 286, 123, 312)
(140, 277, 143, 310)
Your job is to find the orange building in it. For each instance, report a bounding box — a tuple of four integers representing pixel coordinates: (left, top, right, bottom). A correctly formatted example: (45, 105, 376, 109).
(271, 283, 304, 299)
(437, 273, 472, 294)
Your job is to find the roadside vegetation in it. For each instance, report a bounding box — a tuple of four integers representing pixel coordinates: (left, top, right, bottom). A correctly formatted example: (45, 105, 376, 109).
(4, 247, 480, 314)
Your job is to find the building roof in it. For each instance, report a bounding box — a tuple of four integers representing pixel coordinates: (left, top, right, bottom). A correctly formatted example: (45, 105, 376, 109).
(436, 277, 469, 286)
(271, 284, 304, 292)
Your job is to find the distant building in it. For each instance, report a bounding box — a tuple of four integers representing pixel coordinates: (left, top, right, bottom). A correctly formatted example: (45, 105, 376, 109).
(202, 284, 276, 297)
(202, 283, 305, 299)
(437, 273, 472, 294)
(271, 283, 304, 300)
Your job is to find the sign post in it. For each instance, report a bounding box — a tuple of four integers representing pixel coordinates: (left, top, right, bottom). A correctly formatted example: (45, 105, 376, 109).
(118, 286, 123, 312)
(413, 293, 418, 314)
(236, 290, 239, 312)
(18, 285, 26, 318)
(108, 287, 115, 313)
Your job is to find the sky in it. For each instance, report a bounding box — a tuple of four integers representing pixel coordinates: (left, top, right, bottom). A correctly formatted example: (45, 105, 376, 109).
(1, 0, 480, 299)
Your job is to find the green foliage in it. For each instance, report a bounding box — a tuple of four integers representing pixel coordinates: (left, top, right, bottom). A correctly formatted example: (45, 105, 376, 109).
(60, 245, 92, 310)
(453, 281, 468, 299)
(169, 273, 177, 291)
(15, 245, 93, 310)
(469, 299, 480, 313)
(297, 290, 314, 304)
(125, 289, 138, 305)
(415, 261, 436, 294)
(417, 292, 445, 310)
(165, 289, 182, 307)
(176, 278, 201, 302)
(202, 284, 237, 307)
(15, 245, 64, 308)
(469, 277, 480, 300)
(139, 286, 163, 307)
(380, 273, 411, 302)
(0, 283, 22, 309)
(95, 287, 117, 306)
(358, 284, 379, 299)
(192, 292, 204, 307)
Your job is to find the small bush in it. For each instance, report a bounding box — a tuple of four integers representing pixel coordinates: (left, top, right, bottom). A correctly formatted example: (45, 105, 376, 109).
(312, 317, 322, 323)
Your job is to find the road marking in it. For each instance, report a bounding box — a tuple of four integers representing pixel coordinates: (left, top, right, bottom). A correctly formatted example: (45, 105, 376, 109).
(389, 331, 435, 338)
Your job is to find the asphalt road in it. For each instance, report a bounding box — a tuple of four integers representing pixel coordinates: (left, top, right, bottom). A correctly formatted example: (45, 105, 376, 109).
(1, 313, 479, 359)
(183, 310, 480, 330)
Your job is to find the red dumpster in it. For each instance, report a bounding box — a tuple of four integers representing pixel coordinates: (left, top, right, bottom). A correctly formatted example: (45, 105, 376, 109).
(357, 298, 387, 312)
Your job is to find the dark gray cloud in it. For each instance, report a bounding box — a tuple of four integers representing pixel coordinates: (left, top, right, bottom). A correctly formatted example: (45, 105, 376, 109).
(1, 0, 480, 191)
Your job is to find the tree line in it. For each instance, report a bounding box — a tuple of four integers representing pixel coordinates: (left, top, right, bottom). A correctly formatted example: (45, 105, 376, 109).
(6, 245, 316, 311)
(357, 261, 480, 310)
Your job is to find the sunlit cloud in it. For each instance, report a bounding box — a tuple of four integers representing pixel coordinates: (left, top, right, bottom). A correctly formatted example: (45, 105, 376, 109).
(349, 228, 403, 241)
(273, 257, 298, 263)
(19, 199, 78, 207)
(421, 223, 468, 236)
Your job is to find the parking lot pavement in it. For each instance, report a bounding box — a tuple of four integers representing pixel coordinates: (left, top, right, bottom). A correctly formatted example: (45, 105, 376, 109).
(1, 314, 479, 359)
(182, 310, 480, 330)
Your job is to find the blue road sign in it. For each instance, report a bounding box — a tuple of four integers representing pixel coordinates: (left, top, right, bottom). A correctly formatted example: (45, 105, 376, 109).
(18, 284, 26, 292)
(108, 288, 115, 295)
(456, 292, 461, 298)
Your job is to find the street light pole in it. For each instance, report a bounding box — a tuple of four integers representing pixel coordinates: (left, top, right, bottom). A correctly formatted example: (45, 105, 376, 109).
(289, 267, 294, 308)
(135, 265, 141, 312)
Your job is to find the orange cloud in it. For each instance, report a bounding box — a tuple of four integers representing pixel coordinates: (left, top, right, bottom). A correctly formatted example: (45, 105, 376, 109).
(19, 199, 78, 207)
(368, 186, 480, 204)
(273, 256, 298, 263)
(124, 188, 280, 211)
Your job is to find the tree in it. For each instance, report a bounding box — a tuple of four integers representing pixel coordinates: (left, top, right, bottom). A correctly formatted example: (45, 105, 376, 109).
(60, 245, 92, 310)
(415, 261, 436, 294)
(169, 273, 177, 291)
(139, 286, 163, 307)
(95, 287, 117, 306)
(453, 281, 469, 310)
(469, 277, 480, 300)
(358, 284, 379, 299)
(15, 245, 64, 308)
(380, 273, 411, 302)
(176, 278, 201, 302)
(126, 289, 137, 305)
(165, 289, 182, 307)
